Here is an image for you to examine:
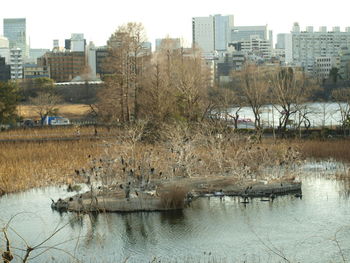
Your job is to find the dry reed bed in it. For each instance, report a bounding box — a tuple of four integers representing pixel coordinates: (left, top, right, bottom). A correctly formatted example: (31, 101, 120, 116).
(0, 140, 102, 195)
(0, 123, 321, 196)
(297, 139, 350, 163)
(0, 126, 121, 140)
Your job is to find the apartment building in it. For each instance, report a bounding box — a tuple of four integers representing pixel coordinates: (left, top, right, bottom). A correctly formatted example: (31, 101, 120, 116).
(10, 48, 23, 79)
(292, 23, 350, 75)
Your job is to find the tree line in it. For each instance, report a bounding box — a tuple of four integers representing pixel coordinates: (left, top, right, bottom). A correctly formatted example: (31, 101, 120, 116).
(1, 22, 350, 136)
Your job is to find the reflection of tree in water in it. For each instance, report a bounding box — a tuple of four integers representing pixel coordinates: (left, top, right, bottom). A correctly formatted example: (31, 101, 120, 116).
(160, 210, 185, 225)
(338, 178, 350, 198)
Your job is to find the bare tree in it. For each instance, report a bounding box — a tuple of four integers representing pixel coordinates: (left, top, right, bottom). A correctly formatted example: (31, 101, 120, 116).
(269, 67, 316, 137)
(140, 41, 212, 122)
(98, 22, 149, 123)
(234, 64, 269, 136)
(29, 91, 62, 123)
(332, 87, 350, 135)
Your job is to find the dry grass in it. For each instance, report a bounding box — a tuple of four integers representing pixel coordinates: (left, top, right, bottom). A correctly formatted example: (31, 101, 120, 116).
(0, 123, 306, 196)
(0, 126, 120, 140)
(160, 186, 188, 209)
(17, 104, 90, 119)
(297, 139, 350, 163)
(0, 140, 102, 196)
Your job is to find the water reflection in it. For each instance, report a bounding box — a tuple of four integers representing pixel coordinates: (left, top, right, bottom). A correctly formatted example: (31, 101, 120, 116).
(0, 172, 350, 262)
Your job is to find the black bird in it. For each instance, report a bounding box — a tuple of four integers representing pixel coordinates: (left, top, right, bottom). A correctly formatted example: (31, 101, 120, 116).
(159, 172, 163, 176)
(135, 191, 139, 196)
(75, 169, 80, 176)
(294, 193, 302, 198)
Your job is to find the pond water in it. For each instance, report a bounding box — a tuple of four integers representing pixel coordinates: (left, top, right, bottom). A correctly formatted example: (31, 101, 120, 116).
(228, 102, 348, 128)
(0, 164, 349, 263)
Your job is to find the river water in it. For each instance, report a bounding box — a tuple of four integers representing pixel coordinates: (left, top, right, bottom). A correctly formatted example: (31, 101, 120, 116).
(0, 163, 349, 263)
(228, 102, 348, 129)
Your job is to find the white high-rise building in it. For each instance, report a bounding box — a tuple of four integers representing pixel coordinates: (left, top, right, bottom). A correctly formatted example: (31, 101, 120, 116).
(192, 14, 234, 53)
(86, 41, 97, 80)
(240, 35, 272, 59)
(10, 48, 23, 79)
(71, 33, 85, 52)
(275, 33, 293, 64)
(291, 23, 350, 74)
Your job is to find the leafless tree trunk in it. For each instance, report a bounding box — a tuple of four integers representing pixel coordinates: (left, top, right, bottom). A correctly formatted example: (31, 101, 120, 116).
(269, 67, 315, 137)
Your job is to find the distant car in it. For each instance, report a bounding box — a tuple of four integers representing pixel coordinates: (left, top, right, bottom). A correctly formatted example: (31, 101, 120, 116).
(42, 116, 70, 126)
(21, 119, 35, 127)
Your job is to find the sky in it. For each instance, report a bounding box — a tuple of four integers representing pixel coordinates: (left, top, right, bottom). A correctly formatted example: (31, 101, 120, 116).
(1, 0, 350, 49)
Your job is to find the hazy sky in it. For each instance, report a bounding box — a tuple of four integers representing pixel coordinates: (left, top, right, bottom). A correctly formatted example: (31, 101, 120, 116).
(1, 0, 350, 49)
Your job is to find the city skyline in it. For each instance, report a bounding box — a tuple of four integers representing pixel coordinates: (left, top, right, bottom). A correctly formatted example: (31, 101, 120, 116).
(0, 0, 350, 49)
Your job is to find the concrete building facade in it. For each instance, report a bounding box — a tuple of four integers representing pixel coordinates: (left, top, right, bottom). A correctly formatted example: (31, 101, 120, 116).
(238, 36, 272, 59)
(23, 64, 49, 79)
(339, 46, 350, 80)
(38, 51, 86, 82)
(231, 25, 270, 42)
(314, 57, 339, 80)
(275, 33, 293, 64)
(192, 14, 234, 53)
(292, 23, 350, 74)
(9, 48, 23, 79)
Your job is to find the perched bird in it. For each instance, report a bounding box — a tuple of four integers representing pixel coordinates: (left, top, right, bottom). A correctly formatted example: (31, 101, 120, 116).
(294, 193, 302, 198)
(270, 193, 276, 201)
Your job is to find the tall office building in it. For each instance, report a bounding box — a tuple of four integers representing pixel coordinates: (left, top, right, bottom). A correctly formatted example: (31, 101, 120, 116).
(291, 23, 350, 75)
(65, 34, 86, 52)
(276, 33, 293, 63)
(192, 14, 234, 53)
(3, 18, 28, 59)
(231, 25, 270, 42)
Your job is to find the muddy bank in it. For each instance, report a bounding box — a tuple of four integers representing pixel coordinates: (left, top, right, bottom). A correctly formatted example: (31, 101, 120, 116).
(51, 176, 301, 213)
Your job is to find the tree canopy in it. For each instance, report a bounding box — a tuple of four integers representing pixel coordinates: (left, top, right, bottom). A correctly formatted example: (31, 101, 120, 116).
(0, 81, 20, 125)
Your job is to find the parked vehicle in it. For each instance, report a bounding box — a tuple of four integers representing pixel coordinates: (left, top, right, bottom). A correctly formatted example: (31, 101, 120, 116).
(42, 116, 70, 126)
